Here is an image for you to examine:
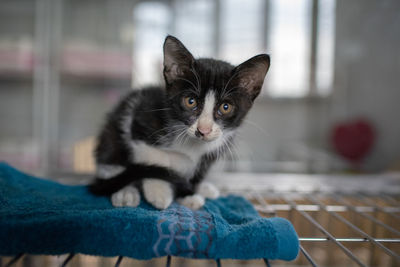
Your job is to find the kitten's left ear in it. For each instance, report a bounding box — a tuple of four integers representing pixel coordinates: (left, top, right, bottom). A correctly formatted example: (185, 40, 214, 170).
(233, 54, 270, 101)
(163, 35, 195, 85)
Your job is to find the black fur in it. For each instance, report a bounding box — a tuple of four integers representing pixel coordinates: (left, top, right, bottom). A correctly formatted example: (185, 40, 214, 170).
(89, 35, 270, 201)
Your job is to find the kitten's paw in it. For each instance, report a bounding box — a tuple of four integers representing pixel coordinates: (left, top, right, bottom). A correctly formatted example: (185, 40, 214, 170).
(198, 182, 220, 199)
(178, 194, 205, 210)
(111, 185, 140, 207)
(142, 179, 173, 210)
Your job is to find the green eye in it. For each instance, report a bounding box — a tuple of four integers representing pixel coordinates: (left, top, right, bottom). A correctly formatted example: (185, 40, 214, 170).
(183, 96, 197, 109)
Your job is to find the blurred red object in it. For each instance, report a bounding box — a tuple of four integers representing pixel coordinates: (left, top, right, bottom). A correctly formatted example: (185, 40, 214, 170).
(332, 119, 375, 164)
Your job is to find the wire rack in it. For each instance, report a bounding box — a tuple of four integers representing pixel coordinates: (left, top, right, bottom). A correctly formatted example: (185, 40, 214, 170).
(2, 173, 400, 267)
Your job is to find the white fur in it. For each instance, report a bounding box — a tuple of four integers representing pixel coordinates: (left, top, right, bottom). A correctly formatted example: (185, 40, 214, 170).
(142, 179, 173, 209)
(187, 91, 222, 142)
(178, 194, 205, 210)
(198, 91, 216, 131)
(111, 185, 140, 207)
(198, 182, 220, 199)
(96, 164, 125, 179)
(131, 141, 197, 178)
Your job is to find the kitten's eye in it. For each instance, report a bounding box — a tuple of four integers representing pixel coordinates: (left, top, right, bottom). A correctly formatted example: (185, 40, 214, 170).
(218, 103, 233, 115)
(183, 96, 197, 110)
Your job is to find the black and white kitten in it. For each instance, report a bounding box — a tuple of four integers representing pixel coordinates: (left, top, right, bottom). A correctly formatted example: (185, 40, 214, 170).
(89, 36, 270, 210)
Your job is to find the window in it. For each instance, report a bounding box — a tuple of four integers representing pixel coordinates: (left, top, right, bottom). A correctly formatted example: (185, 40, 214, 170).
(132, 0, 336, 98)
(132, 2, 171, 86)
(267, 0, 312, 97)
(316, 0, 336, 95)
(173, 0, 215, 57)
(219, 0, 265, 64)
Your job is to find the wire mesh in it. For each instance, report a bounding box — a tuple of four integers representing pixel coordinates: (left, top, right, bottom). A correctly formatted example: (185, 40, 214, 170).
(251, 190, 400, 267)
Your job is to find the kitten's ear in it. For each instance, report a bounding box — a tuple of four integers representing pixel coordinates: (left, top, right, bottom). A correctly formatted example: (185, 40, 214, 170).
(163, 35, 195, 85)
(233, 54, 270, 101)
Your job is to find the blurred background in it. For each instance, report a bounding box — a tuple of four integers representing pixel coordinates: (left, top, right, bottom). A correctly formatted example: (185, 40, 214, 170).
(0, 0, 400, 177)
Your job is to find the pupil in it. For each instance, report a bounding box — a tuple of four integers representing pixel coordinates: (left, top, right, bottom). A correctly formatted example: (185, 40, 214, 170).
(189, 98, 194, 104)
(223, 104, 229, 110)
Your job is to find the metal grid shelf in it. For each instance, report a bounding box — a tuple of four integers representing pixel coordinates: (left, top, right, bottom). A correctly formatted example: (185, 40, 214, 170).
(2, 187, 400, 267)
(249, 190, 400, 267)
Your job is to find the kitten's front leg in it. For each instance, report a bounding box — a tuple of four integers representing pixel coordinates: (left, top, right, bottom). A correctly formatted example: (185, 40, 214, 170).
(178, 194, 205, 210)
(142, 178, 174, 209)
(178, 182, 219, 210)
(111, 185, 141, 207)
(197, 182, 220, 199)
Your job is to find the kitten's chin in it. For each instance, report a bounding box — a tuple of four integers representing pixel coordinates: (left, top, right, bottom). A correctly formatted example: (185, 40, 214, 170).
(201, 137, 218, 143)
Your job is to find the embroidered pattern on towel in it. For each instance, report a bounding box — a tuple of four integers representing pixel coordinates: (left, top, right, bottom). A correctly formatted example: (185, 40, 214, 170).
(153, 204, 214, 258)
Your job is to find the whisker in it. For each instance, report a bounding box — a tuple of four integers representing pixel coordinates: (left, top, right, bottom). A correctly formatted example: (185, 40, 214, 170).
(243, 119, 269, 136)
(174, 128, 188, 147)
(152, 125, 187, 145)
(221, 70, 241, 98)
(189, 68, 201, 93)
(222, 86, 245, 99)
(138, 108, 172, 113)
(148, 124, 185, 139)
(225, 137, 239, 161)
(167, 90, 187, 100)
(175, 77, 199, 95)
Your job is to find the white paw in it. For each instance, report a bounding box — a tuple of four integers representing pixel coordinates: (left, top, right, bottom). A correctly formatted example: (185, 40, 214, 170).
(111, 185, 140, 207)
(142, 179, 173, 210)
(198, 182, 220, 199)
(178, 194, 205, 210)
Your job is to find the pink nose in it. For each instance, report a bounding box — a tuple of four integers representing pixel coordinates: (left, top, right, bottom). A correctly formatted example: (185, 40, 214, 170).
(197, 126, 212, 136)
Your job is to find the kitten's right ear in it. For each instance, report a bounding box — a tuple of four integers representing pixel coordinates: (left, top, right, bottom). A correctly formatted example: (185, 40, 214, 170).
(163, 35, 195, 85)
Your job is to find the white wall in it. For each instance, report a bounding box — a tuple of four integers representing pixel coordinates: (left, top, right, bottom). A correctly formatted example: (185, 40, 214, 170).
(331, 0, 400, 171)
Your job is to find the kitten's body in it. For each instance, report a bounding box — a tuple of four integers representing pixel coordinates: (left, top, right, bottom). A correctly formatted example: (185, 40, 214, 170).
(90, 36, 270, 210)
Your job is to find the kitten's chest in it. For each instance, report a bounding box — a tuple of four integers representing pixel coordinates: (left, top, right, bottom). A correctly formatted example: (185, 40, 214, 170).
(131, 140, 205, 179)
(166, 142, 205, 163)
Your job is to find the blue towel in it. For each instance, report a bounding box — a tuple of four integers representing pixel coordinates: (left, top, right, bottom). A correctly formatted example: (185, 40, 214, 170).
(0, 163, 299, 261)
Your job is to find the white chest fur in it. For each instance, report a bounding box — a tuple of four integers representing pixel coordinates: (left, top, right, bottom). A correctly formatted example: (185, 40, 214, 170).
(130, 140, 203, 179)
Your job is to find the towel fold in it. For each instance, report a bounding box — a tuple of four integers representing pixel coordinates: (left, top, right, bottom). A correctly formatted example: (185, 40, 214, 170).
(0, 163, 299, 261)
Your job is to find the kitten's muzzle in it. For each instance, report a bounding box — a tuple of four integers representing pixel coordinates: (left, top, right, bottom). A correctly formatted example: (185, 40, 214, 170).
(195, 127, 217, 142)
(196, 126, 212, 137)
(195, 129, 203, 138)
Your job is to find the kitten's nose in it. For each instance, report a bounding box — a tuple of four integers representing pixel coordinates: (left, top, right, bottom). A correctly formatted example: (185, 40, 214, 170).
(196, 126, 212, 137)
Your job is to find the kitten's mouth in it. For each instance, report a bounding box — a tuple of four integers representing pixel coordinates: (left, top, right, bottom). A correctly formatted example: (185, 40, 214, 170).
(193, 130, 219, 142)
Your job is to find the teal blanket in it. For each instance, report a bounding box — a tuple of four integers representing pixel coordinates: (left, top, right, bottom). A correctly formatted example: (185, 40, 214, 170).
(0, 163, 299, 260)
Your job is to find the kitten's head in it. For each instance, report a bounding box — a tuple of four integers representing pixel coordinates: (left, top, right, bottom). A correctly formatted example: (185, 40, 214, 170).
(163, 36, 270, 147)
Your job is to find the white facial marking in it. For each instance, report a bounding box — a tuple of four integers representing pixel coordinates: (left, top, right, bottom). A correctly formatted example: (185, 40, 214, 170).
(96, 164, 125, 179)
(188, 91, 222, 142)
(198, 91, 216, 131)
(142, 179, 173, 209)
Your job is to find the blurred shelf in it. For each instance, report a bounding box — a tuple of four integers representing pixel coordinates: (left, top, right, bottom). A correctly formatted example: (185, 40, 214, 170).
(0, 47, 33, 82)
(60, 46, 132, 84)
(0, 42, 132, 84)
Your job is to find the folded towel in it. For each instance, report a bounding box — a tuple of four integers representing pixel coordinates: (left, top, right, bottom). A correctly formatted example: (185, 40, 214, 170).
(0, 163, 299, 261)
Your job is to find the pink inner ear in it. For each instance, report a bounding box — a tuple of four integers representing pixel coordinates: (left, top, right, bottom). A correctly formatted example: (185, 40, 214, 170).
(237, 71, 263, 94)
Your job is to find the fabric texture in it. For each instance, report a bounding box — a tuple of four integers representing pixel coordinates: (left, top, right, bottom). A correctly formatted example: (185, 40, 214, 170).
(0, 163, 299, 260)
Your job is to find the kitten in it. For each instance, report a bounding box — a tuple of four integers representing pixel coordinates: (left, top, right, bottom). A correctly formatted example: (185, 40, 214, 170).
(89, 35, 270, 210)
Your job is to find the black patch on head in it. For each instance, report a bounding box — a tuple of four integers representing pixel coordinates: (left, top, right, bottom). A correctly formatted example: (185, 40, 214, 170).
(163, 36, 270, 131)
